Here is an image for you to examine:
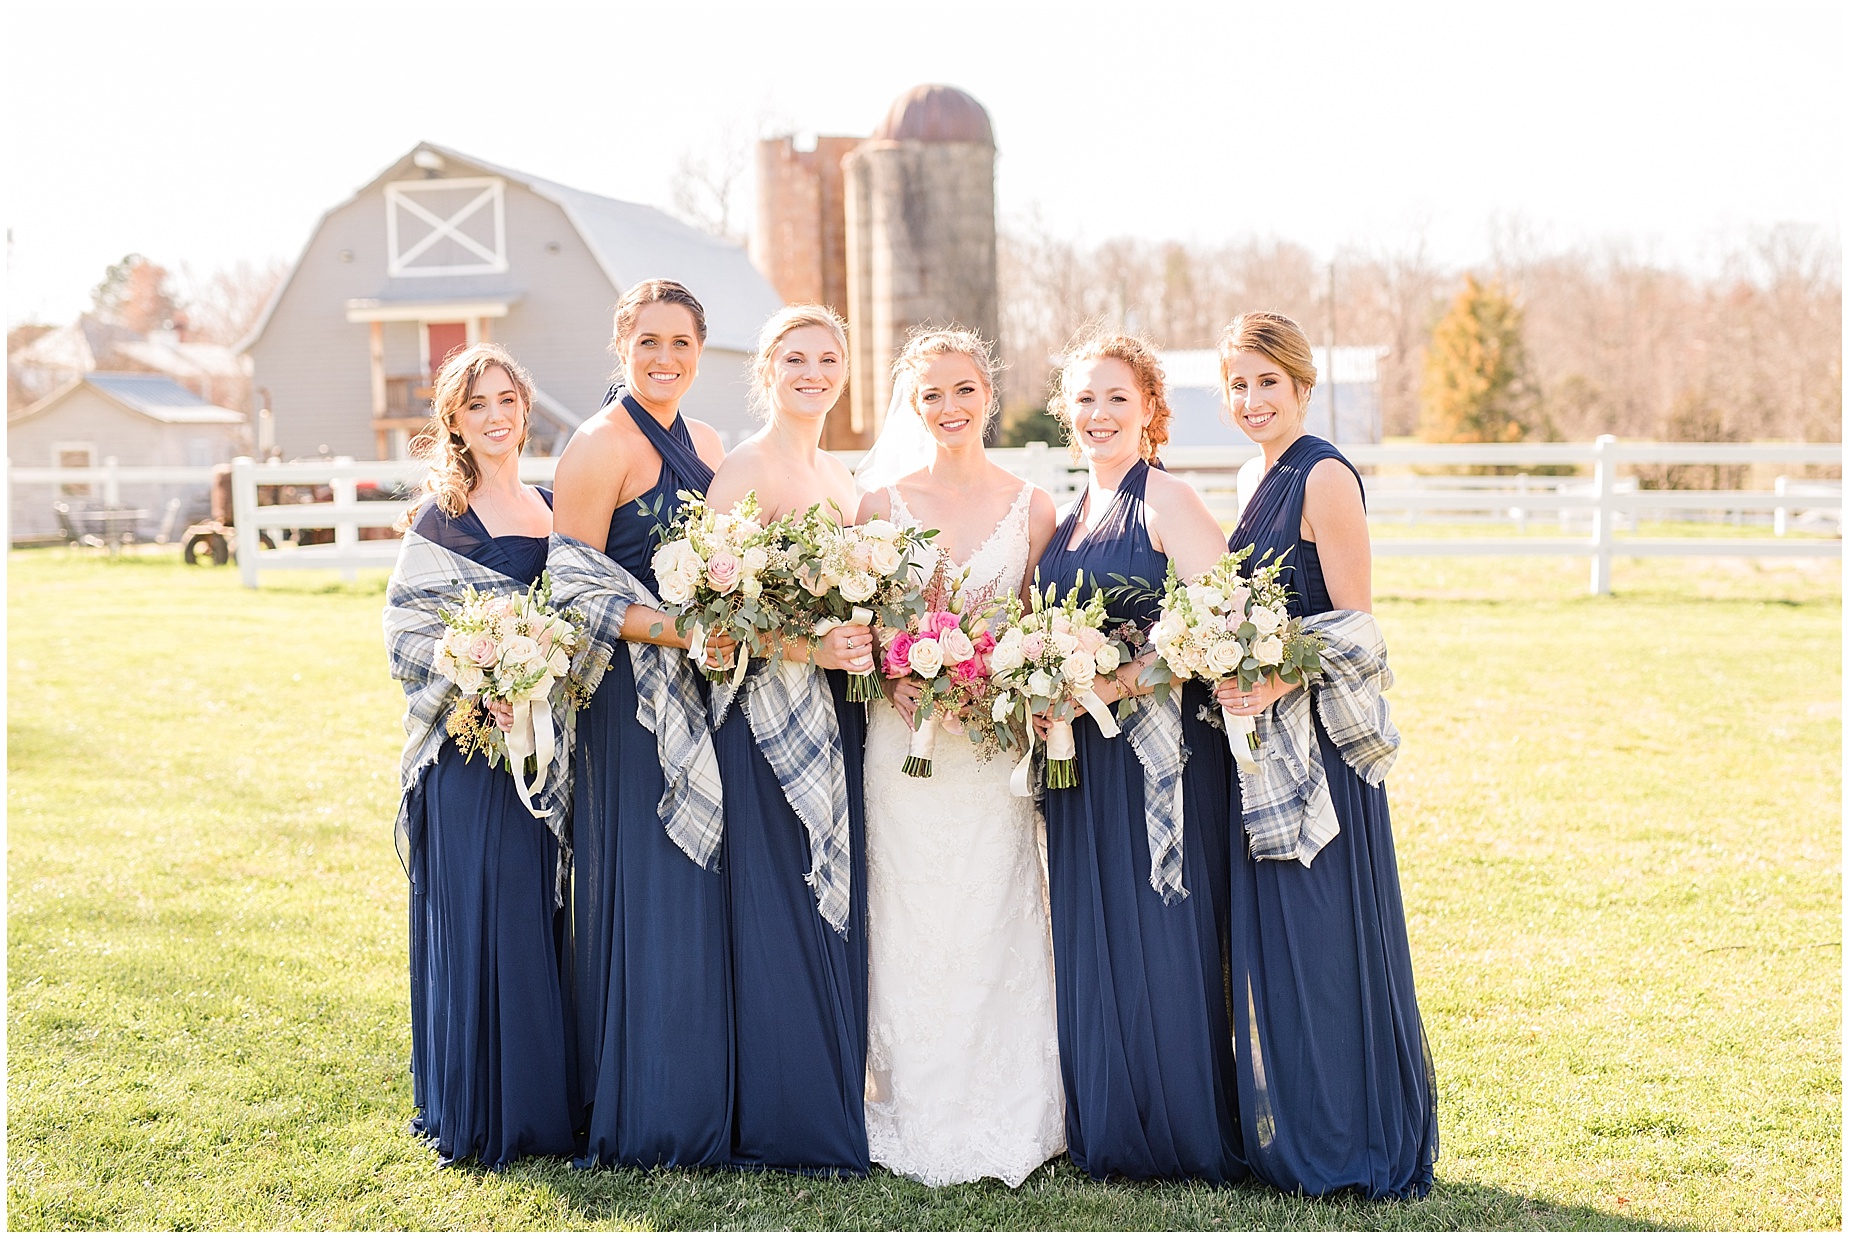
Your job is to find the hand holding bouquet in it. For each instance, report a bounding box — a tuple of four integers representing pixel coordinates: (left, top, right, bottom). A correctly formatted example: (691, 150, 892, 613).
(990, 575, 1136, 790)
(775, 505, 931, 701)
(880, 564, 1009, 776)
(1148, 547, 1324, 769)
(436, 575, 588, 814)
(647, 490, 787, 685)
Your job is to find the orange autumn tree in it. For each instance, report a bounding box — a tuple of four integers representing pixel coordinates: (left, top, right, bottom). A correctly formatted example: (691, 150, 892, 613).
(1419, 275, 1538, 443)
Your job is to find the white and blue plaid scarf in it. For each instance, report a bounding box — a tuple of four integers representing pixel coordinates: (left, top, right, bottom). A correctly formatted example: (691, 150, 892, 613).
(1238, 610, 1400, 867)
(383, 531, 573, 901)
(1124, 689, 1192, 905)
(546, 533, 725, 874)
(726, 658, 855, 937)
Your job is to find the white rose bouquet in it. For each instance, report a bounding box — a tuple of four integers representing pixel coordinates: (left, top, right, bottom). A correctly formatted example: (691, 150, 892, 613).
(1148, 547, 1325, 769)
(646, 490, 789, 685)
(990, 575, 1136, 790)
(435, 574, 590, 813)
(879, 564, 1011, 776)
(773, 503, 932, 702)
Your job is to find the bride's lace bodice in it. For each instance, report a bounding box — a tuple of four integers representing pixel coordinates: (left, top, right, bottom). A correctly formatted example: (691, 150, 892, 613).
(863, 476, 1064, 1187)
(889, 480, 1033, 614)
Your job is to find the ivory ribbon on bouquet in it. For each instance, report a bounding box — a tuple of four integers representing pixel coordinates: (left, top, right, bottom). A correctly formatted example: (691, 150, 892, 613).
(688, 621, 752, 689)
(1008, 687, 1121, 798)
(1223, 707, 1260, 770)
(503, 695, 558, 819)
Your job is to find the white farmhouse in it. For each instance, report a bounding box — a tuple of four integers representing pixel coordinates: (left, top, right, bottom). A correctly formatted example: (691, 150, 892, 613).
(242, 142, 784, 460)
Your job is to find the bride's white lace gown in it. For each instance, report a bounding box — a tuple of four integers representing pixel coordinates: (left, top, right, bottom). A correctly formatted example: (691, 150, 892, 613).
(863, 481, 1066, 1187)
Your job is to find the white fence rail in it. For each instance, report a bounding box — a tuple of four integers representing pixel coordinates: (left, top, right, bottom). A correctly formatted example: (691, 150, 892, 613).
(11, 440, 1841, 595)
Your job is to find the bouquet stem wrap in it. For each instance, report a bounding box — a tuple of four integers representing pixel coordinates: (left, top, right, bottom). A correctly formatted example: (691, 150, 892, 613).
(504, 698, 559, 817)
(815, 607, 878, 702)
(1009, 689, 1121, 795)
(903, 715, 938, 778)
(1223, 707, 1260, 770)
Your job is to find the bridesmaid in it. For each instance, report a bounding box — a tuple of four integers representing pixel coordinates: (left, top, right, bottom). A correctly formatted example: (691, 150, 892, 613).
(551, 280, 732, 1167)
(704, 303, 877, 1174)
(396, 344, 577, 1167)
(1033, 331, 1245, 1182)
(1216, 311, 1438, 1199)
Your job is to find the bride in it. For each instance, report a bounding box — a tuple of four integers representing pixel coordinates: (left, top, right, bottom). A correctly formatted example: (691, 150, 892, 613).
(854, 328, 1065, 1186)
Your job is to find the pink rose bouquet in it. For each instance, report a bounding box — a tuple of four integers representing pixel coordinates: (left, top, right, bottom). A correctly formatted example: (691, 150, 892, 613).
(879, 565, 1008, 776)
(647, 490, 788, 685)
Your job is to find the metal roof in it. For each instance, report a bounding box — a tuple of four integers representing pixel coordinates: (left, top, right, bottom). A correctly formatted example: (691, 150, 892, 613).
(80, 372, 245, 423)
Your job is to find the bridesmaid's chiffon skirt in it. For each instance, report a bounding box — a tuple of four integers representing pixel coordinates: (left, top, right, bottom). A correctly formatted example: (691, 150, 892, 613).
(571, 650, 734, 1168)
(407, 744, 578, 1168)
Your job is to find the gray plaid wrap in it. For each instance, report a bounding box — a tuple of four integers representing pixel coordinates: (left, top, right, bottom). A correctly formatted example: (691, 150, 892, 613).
(546, 533, 725, 873)
(383, 531, 573, 903)
(735, 658, 854, 937)
(1238, 610, 1400, 867)
(1124, 688, 1192, 905)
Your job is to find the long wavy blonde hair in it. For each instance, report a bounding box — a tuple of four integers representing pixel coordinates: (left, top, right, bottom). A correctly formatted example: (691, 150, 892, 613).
(406, 343, 535, 521)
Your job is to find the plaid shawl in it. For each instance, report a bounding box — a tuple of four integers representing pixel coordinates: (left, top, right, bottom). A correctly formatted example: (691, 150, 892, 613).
(1238, 610, 1400, 867)
(382, 531, 572, 901)
(1124, 689, 1191, 905)
(736, 658, 855, 937)
(546, 533, 725, 873)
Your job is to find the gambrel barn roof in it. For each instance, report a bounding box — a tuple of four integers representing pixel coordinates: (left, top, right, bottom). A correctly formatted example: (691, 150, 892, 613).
(242, 142, 781, 357)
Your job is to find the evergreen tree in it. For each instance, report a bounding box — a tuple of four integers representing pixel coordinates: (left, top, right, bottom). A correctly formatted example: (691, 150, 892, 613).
(1418, 275, 1537, 443)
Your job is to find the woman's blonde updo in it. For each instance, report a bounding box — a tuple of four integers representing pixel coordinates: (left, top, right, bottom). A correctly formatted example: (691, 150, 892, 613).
(893, 325, 1001, 430)
(1217, 311, 1317, 401)
(407, 343, 534, 521)
(749, 303, 849, 418)
(1050, 328, 1173, 463)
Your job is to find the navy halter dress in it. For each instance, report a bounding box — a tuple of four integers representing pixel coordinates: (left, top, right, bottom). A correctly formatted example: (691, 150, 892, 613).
(715, 595, 870, 1173)
(1226, 434, 1439, 1199)
(404, 491, 578, 1168)
(1034, 459, 1243, 1182)
(571, 394, 734, 1168)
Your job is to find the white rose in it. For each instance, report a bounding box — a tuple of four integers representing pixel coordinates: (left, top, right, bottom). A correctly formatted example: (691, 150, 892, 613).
(1026, 669, 1054, 698)
(1208, 638, 1244, 676)
(992, 692, 1015, 722)
(907, 637, 944, 679)
(454, 663, 485, 695)
(1186, 583, 1224, 615)
(652, 538, 692, 583)
(1228, 584, 1252, 614)
(989, 641, 1024, 673)
(1093, 643, 1122, 674)
(742, 545, 768, 573)
(1050, 631, 1080, 657)
(656, 567, 695, 606)
(1061, 650, 1095, 687)
(1249, 604, 1281, 636)
(1252, 634, 1285, 664)
(866, 540, 902, 576)
(502, 634, 538, 665)
(548, 649, 570, 677)
(940, 629, 976, 665)
(524, 673, 555, 702)
(443, 629, 474, 660)
(839, 571, 878, 603)
(860, 518, 898, 542)
(740, 574, 762, 599)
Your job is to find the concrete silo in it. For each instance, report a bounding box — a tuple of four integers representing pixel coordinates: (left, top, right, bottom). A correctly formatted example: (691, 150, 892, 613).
(842, 85, 999, 440)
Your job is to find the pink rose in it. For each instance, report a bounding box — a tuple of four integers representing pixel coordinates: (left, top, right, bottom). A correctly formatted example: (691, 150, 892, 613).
(940, 628, 976, 665)
(846, 541, 873, 572)
(1021, 633, 1046, 661)
(706, 551, 742, 593)
(931, 611, 961, 636)
(951, 657, 987, 685)
(468, 635, 499, 667)
(883, 631, 916, 677)
(973, 631, 995, 655)
(1076, 627, 1105, 654)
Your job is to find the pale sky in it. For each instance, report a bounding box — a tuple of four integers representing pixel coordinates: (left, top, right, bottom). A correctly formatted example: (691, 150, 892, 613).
(4, 0, 1841, 327)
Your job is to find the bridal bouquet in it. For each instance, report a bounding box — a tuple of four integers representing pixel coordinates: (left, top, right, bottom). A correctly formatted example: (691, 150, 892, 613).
(1148, 547, 1325, 769)
(774, 505, 931, 702)
(436, 575, 589, 812)
(880, 564, 1009, 776)
(990, 575, 1136, 789)
(647, 490, 788, 685)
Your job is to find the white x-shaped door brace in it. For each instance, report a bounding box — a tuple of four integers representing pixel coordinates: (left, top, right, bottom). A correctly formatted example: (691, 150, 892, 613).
(387, 178, 506, 276)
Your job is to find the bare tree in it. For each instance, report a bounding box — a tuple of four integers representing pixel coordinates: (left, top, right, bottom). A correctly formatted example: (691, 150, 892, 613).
(669, 122, 756, 244)
(178, 258, 288, 345)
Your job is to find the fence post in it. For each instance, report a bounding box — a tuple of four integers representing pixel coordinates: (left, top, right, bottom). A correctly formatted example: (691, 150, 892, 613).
(102, 456, 121, 507)
(1773, 475, 1788, 536)
(232, 457, 259, 588)
(1589, 434, 1616, 595)
(332, 456, 358, 583)
(1513, 473, 1529, 534)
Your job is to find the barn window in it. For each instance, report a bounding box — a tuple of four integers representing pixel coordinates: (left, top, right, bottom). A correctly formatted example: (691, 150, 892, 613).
(384, 177, 507, 277)
(53, 441, 96, 497)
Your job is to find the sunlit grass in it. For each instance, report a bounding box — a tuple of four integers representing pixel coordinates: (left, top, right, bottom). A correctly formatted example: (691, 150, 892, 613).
(7, 546, 1839, 1230)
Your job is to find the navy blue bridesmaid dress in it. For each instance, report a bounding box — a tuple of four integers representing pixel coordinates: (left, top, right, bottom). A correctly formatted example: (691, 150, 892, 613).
(404, 491, 578, 1168)
(571, 393, 734, 1168)
(1034, 459, 1243, 1182)
(716, 666, 869, 1173)
(1226, 433, 1438, 1199)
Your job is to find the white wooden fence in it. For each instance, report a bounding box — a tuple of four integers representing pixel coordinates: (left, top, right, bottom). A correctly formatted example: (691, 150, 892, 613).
(9, 439, 1841, 595)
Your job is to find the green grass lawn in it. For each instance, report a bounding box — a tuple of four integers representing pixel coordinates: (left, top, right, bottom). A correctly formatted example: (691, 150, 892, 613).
(7, 545, 1840, 1230)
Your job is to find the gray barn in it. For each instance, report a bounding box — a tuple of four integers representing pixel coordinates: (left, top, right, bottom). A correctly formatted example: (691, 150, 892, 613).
(7, 372, 248, 541)
(242, 142, 785, 460)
